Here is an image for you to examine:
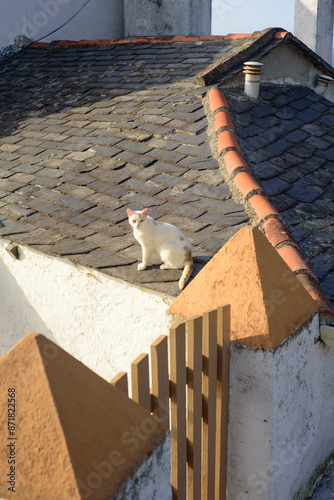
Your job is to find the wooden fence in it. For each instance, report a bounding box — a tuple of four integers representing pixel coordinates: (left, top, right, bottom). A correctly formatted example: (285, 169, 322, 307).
(110, 304, 231, 500)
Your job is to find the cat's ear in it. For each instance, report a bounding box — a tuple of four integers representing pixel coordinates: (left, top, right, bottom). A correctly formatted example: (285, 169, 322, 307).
(141, 208, 149, 216)
(127, 208, 134, 217)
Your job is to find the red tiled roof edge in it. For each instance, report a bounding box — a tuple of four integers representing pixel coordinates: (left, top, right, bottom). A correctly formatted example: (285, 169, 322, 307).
(208, 88, 334, 318)
(22, 31, 265, 49)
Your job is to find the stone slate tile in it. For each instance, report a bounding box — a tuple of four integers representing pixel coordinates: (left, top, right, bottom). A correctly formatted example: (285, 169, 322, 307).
(285, 129, 309, 144)
(88, 166, 131, 185)
(87, 180, 127, 198)
(82, 206, 125, 223)
(113, 150, 155, 167)
(84, 233, 133, 253)
(286, 179, 321, 203)
(165, 131, 208, 146)
(297, 108, 322, 124)
(0, 218, 35, 235)
(50, 222, 96, 239)
(288, 142, 318, 159)
(315, 145, 334, 161)
(51, 238, 98, 256)
(290, 97, 314, 111)
(157, 214, 206, 233)
(157, 201, 205, 219)
(125, 163, 158, 181)
(252, 161, 284, 180)
(260, 178, 291, 196)
(25, 213, 59, 228)
(178, 156, 219, 170)
(121, 192, 165, 209)
(121, 177, 167, 197)
(86, 193, 123, 210)
(174, 142, 212, 158)
(145, 147, 186, 165)
(321, 272, 334, 301)
(153, 173, 193, 189)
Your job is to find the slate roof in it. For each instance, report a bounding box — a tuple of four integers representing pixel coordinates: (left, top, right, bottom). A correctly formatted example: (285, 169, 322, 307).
(0, 28, 333, 309)
(0, 33, 255, 296)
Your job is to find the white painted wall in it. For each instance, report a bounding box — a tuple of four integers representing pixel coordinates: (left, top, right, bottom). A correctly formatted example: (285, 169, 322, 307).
(113, 432, 172, 500)
(0, 0, 124, 57)
(227, 314, 334, 499)
(0, 238, 174, 383)
(124, 0, 211, 37)
(294, 0, 334, 64)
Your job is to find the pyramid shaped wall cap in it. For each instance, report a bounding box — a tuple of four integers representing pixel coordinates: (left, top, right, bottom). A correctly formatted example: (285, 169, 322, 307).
(0, 333, 167, 500)
(169, 226, 318, 350)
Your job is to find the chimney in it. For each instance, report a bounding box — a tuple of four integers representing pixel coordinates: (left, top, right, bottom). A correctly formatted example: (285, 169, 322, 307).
(294, 0, 334, 64)
(243, 61, 263, 100)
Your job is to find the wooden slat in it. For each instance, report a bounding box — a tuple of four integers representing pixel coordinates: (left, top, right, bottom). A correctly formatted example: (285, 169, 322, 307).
(215, 305, 231, 500)
(170, 321, 187, 500)
(202, 309, 218, 500)
(110, 371, 128, 396)
(151, 335, 169, 426)
(131, 353, 150, 412)
(186, 316, 203, 500)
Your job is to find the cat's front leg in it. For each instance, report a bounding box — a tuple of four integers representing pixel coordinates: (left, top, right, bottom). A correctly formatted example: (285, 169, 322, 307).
(138, 247, 151, 271)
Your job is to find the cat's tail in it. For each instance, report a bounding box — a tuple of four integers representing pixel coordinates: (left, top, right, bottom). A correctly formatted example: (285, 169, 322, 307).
(179, 259, 193, 290)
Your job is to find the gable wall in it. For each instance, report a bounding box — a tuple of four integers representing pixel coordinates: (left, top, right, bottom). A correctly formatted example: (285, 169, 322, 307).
(225, 42, 334, 102)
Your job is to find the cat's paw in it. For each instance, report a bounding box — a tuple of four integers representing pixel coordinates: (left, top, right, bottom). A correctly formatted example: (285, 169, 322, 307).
(137, 263, 146, 271)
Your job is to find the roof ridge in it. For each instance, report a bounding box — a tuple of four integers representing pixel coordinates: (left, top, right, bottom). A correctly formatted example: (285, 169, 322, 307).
(207, 88, 334, 319)
(22, 30, 279, 49)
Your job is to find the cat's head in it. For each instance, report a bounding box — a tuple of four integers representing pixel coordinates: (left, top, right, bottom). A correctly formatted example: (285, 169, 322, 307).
(127, 208, 149, 230)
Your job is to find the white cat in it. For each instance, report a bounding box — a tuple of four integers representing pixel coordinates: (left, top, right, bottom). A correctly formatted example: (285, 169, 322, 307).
(127, 208, 193, 290)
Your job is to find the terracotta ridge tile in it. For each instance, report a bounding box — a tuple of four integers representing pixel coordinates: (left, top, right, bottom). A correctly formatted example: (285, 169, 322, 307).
(223, 150, 250, 176)
(208, 88, 231, 112)
(274, 31, 290, 39)
(224, 33, 252, 39)
(206, 87, 334, 316)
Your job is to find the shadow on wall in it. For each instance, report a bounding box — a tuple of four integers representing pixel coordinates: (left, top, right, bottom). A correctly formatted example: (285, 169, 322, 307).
(0, 256, 56, 357)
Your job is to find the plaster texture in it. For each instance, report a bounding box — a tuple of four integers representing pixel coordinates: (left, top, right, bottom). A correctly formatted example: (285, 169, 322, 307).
(225, 43, 334, 103)
(0, 239, 173, 383)
(294, 0, 334, 64)
(0, 0, 124, 56)
(113, 432, 172, 500)
(124, 0, 211, 36)
(228, 313, 334, 500)
(0, 332, 169, 499)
